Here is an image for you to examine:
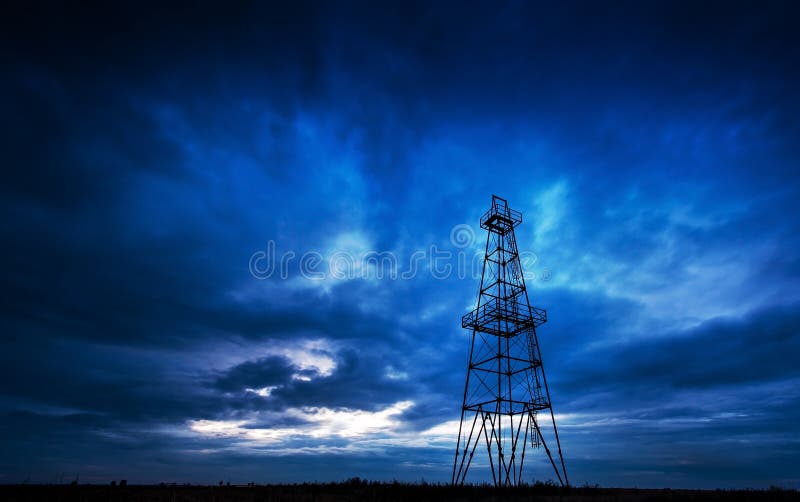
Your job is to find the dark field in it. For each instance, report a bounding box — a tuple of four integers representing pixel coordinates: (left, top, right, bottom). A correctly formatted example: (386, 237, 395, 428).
(2, 481, 798, 502)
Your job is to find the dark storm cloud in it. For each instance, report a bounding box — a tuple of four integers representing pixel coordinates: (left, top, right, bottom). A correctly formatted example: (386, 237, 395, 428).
(213, 355, 298, 393)
(271, 349, 417, 410)
(1, 0, 799, 488)
(211, 346, 420, 412)
(558, 302, 800, 398)
(0, 335, 220, 424)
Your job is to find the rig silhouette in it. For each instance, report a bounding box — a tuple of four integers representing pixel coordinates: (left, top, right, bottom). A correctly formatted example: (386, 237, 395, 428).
(453, 195, 568, 487)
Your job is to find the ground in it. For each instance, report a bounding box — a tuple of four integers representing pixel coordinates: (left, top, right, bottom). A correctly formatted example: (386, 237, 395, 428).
(2, 481, 798, 502)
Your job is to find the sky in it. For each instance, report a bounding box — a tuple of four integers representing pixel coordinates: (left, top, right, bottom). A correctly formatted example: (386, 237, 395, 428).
(1, 0, 799, 489)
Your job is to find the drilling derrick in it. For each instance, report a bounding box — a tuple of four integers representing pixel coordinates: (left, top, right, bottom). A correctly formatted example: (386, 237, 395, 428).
(452, 195, 568, 487)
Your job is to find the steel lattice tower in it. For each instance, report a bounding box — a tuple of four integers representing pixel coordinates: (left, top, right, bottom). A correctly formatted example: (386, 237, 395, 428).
(452, 195, 568, 487)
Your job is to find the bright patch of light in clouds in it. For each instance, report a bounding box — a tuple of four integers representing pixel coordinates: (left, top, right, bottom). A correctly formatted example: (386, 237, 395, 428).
(186, 401, 462, 454)
(278, 340, 336, 377)
(245, 386, 277, 397)
(188, 400, 418, 450)
(531, 180, 570, 246)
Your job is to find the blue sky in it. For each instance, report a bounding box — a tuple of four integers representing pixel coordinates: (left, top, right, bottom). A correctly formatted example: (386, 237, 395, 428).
(1, 1, 799, 488)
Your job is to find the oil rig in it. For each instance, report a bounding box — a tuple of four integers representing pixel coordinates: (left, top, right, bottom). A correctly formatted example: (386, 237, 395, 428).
(452, 195, 568, 487)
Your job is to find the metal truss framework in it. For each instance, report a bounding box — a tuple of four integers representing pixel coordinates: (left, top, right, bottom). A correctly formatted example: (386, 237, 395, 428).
(452, 195, 569, 487)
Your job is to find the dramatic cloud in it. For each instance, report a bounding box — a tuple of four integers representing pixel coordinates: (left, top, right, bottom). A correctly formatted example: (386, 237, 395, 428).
(1, 0, 799, 489)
